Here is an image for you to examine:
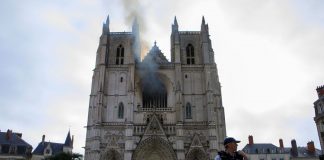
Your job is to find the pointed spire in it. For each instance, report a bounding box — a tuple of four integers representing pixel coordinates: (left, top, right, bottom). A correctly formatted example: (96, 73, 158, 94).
(64, 130, 72, 146)
(201, 16, 208, 40)
(172, 16, 179, 33)
(132, 17, 139, 32)
(102, 14, 110, 34)
(106, 15, 110, 25)
(202, 16, 205, 25)
(174, 16, 178, 26)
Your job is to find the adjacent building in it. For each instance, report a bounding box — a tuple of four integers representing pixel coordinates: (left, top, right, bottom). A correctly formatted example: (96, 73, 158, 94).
(32, 131, 73, 160)
(288, 140, 320, 160)
(242, 136, 321, 160)
(314, 85, 324, 153)
(0, 129, 32, 160)
(242, 136, 290, 160)
(84, 16, 227, 160)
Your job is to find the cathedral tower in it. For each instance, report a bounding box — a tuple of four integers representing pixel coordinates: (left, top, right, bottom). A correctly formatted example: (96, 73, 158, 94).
(84, 16, 226, 160)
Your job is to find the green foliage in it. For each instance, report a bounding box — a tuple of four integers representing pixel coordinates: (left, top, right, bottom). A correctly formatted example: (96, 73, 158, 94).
(45, 152, 83, 160)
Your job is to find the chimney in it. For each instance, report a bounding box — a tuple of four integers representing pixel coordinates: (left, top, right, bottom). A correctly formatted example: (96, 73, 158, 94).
(291, 139, 298, 157)
(248, 135, 254, 145)
(15, 133, 22, 138)
(307, 141, 315, 154)
(6, 129, 12, 140)
(42, 135, 45, 144)
(279, 139, 284, 148)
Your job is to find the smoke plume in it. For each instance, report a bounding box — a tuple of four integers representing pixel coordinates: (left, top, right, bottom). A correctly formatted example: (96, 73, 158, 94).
(121, 0, 150, 59)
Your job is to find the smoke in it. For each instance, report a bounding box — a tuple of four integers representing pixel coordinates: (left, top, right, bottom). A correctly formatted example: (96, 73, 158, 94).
(121, 0, 167, 108)
(121, 0, 150, 59)
(139, 49, 166, 108)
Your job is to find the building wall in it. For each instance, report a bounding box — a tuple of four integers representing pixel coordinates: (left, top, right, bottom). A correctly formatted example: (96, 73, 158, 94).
(247, 154, 290, 160)
(314, 86, 324, 153)
(32, 155, 46, 160)
(291, 157, 320, 160)
(0, 155, 27, 160)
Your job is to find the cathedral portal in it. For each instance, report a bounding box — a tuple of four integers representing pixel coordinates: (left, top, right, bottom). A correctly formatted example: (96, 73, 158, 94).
(132, 136, 177, 160)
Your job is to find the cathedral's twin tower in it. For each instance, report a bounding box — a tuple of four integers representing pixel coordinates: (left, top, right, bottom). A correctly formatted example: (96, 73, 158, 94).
(85, 15, 227, 160)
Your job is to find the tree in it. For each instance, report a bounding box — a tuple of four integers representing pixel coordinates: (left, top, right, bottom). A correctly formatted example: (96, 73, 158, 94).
(45, 152, 83, 160)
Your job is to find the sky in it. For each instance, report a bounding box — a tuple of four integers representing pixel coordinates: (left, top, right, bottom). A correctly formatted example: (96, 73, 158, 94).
(0, 0, 324, 155)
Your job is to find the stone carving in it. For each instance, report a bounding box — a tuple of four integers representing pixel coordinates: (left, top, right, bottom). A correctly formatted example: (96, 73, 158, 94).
(132, 136, 177, 160)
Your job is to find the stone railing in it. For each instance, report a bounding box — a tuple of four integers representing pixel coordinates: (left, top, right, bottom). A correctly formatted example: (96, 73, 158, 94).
(133, 124, 176, 136)
(139, 107, 173, 112)
(110, 32, 132, 35)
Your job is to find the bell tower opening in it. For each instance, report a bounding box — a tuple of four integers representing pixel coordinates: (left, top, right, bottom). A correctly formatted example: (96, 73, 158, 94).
(141, 73, 167, 108)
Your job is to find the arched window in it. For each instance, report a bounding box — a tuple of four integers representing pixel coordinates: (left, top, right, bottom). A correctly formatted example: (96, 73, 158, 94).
(118, 103, 124, 119)
(116, 45, 124, 65)
(186, 44, 195, 65)
(142, 73, 167, 108)
(186, 103, 192, 119)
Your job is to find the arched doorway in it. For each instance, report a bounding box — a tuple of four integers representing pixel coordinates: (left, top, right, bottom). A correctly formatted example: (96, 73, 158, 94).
(132, 136, 177, 160)
(186, 148, 208, 160)
(100, 149, 122, 160)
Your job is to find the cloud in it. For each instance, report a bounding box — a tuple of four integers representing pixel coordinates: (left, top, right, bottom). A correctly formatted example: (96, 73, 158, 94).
(215, 0, 324, 148)
(0, 0, 323, 155)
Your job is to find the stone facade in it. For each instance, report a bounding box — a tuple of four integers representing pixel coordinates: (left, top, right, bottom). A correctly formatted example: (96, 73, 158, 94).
(84, 16, 226, 160)
(314, 85, 324, 153)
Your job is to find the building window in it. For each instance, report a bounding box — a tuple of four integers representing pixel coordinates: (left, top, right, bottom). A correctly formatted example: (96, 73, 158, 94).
(186, 103, 192, 119)
(118, 103, 124, 119)
(186, 44, 195, 65)
(17, 146, 26, 154)
(1, 144, 10, 153)
(120, 77, 123, 83)
(116, 45, 124, 65)
(9, 145, 16, 154)
(142, 75, 167, 108)
(321, 121, 324, 131)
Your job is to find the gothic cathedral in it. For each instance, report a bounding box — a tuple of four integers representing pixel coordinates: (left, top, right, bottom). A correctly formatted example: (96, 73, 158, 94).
(85, 16, 227, 160)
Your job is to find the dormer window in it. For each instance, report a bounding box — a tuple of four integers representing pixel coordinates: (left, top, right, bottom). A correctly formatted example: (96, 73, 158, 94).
(186, 44, 195, 65)
(116, 45, 124, 65)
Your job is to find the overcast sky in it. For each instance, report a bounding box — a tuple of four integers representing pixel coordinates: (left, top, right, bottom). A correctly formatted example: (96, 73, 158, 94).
(0, 0, 323, 154)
